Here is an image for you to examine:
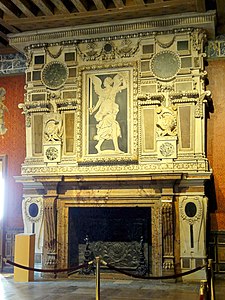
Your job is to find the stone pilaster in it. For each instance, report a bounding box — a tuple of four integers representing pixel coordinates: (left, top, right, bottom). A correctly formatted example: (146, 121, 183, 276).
(162, 200, 175, 276)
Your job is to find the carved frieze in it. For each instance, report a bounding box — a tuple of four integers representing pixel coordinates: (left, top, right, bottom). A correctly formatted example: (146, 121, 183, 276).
(77, 38, 141, 61)
(20, 159, 211, 176)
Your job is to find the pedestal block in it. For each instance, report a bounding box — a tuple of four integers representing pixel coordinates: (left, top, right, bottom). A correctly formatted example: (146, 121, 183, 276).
(14, 233, 35, 282)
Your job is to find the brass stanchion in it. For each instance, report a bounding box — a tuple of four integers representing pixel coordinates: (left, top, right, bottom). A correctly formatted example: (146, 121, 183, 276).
(199, 280, 207, 300)
(208, 259, 215, 300)
(96, 257, 100, 300)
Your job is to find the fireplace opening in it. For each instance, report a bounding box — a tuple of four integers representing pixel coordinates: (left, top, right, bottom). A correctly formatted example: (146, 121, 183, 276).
(68, 207, 152, 273)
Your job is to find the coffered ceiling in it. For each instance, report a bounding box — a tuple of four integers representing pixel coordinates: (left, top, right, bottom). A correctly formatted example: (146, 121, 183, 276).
(0, 0, 222, 53)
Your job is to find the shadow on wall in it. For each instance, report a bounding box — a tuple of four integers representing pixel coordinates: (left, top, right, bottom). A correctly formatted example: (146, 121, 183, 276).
(206, 175, 217, 213)
(205, 175, 218, 234)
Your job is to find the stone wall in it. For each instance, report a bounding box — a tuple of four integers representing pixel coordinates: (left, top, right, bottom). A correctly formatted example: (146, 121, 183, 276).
(0, 74, 25, 228)
(206, 59, 225, 231)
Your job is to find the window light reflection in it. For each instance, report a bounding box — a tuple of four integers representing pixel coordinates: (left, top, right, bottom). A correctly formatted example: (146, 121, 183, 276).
(0, 177, 4, 220)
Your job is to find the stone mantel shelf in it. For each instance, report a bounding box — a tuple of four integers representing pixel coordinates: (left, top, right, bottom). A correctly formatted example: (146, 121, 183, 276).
(14, 172, 211, 186)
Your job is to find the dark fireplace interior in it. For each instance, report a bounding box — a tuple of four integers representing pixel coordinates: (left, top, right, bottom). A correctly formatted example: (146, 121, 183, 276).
(68, 207, 152, 272)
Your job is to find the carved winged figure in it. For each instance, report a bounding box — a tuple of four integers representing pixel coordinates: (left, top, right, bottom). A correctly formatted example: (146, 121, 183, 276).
(90, 73, 127, 153)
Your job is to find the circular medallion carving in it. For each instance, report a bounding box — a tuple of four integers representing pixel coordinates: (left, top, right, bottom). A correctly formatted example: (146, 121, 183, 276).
(29, 203, 39, 218)
(151, 50, 180, 80)
(159, 142, 174, 157)
(104, 43, 112, 53)
(179, 197, 203, 224)
(23, 197, 43, 222)
(42, 61, 68, 89)
(185, 202, 197, 218)
(45, 146, 58, 161)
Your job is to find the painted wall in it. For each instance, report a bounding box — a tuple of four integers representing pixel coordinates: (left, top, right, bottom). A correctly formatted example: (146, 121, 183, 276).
(0, 74, 25, 228)
(206, 60, 225, 231)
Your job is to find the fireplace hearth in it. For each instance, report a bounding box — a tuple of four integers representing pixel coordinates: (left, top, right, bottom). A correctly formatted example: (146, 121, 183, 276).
(68, 207, 151, 272)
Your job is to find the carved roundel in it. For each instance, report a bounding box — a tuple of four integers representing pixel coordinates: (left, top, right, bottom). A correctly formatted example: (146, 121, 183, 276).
(179, 197, 203, 224)
(45, 146, 59, 161)
(151, 50, 180, 80)
(185, 202, 197, 218)
(42, 61, 68, 89)
(24, 197, 43, 223)
(159, 142, 174, 157)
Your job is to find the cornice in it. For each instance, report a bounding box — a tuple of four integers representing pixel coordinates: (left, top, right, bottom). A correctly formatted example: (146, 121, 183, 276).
(8, 11, 216, 53)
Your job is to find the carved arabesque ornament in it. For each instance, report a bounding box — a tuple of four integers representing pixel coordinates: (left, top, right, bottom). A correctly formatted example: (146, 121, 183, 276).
(76, 38, 141, 61)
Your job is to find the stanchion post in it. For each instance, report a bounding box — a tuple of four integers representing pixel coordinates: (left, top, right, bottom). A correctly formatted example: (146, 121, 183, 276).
(208, 259, 215, 300)
(96, 256, 100, 300)
(199, 280, 207, 300)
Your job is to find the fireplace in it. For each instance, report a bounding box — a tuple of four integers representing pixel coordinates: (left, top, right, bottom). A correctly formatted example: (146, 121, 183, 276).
(68, 207, 152, 272)
(17, 17, 213, 280)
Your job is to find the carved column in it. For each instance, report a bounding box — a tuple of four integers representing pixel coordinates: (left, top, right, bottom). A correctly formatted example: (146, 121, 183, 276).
(40, 180, 61, 277)
(162, 200, 175, 274)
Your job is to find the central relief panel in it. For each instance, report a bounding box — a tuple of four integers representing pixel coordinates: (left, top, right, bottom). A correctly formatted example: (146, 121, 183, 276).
(79, 64, 137, 163)
(68, 207, 151, 271)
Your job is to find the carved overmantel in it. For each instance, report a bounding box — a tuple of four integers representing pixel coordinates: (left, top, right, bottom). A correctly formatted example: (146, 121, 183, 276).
(13, 12, 214, 279)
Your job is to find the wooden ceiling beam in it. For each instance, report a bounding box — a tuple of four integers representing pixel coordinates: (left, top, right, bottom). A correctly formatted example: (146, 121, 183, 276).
(0, 17, 19, 33)
(0, 1, 18, 18)
(133, 0, 145, 5)
(92, 0, 106, 10)
(195, 0, 205, 12)
(50, 0, 70, 14)
(10, 0, 35, 17)
(0, 30, 7, 41)
(70, 0, 87, 12)
(6, 1, 200, 29)
(112, 0, 125, 8)
(31, 0, 53, 16)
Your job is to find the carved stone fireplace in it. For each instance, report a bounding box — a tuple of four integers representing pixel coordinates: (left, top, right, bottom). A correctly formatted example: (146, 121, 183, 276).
(68, 207, 151, 271)
(11, 11, 215, 280)
(53, 175, 164, 276)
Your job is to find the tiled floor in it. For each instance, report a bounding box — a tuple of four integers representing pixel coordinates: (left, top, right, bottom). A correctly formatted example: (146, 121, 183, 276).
(0, 273, 224, 300)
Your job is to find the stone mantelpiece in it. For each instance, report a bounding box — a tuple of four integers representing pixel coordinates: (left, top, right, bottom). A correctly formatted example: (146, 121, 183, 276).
(14, 12, 214, 280)
(17, 172, 209, 278)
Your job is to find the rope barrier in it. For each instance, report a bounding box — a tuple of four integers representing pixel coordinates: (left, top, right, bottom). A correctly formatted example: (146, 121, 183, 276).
(101, 259, 207, 280)
(3, 257, 214, 300)
(3, 257, 206, 280)
(3, 258, 92, 274)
